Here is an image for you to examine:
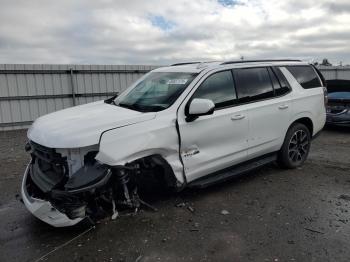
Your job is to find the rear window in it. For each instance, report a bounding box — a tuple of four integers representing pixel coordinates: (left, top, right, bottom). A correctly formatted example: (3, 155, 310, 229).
(286, 66, 321, 89)
(271, 67, 291, 96)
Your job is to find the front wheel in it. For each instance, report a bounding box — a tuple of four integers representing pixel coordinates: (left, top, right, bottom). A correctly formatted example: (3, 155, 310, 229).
(278, 123, 311, 169)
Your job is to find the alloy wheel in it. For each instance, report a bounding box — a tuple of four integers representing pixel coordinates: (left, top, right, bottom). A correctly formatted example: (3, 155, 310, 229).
(288, 129, 309, 163)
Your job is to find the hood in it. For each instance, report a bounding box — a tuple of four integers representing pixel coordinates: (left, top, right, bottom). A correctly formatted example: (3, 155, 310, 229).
(28, 101, 156, 148)
(328, 92, 350, 103)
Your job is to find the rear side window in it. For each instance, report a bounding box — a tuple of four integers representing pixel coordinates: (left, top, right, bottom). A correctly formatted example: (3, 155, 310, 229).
(269, 67, 291, 96)
(234, 67, 274, 102)
(192, 70, 236, 109)
(286, 66, 321, 89)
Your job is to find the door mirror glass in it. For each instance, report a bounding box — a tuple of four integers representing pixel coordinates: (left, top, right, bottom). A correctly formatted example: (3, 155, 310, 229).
(186, 98, 215, 121)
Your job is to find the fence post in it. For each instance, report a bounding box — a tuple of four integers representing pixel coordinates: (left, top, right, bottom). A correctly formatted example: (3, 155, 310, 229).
(69, 68, 76, 106)
(335, 67, 338, 80)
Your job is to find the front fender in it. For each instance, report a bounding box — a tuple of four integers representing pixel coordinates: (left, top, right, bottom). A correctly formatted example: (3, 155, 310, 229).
(96, 117, 185, 184)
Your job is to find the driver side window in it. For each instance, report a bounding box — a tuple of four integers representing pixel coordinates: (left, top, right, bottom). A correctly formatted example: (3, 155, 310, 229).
(192, 70, 236, 109)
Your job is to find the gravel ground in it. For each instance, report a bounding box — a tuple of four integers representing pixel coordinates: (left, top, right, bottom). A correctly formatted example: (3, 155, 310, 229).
(0, 126, 349, 262)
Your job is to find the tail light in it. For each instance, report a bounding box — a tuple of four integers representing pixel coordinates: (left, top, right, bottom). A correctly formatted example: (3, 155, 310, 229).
(312, 65, 328, 108)
(323, 86, 328, 108)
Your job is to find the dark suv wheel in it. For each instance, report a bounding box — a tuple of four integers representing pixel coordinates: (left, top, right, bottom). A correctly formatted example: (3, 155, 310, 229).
(278, 123, 311, 169)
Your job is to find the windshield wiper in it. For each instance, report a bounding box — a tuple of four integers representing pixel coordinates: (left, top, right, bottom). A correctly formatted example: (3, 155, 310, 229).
(104, 94, 119, 105)
(118, 103, 140, 111)
(118, 103, 167, 112)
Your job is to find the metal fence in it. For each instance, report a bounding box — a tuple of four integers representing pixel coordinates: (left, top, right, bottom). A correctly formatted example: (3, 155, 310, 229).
(0, 64, 159, 130)
(317, 66, 350, 80)
(0, 64, 350, 130)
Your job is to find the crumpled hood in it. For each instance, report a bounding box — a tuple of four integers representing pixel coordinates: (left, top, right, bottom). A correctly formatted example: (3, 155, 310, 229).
(328, 91, 350, 102)
(28, 101, 156, 148)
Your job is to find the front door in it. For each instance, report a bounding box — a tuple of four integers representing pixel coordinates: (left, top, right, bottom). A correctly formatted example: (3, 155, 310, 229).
(177, 70, 249, 182)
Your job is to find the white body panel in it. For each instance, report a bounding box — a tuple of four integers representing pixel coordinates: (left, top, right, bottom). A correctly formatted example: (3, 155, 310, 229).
(281, 67, 326, 136)
(178, 106, 249, 182)
(246, 93, 292, 158)
(96, 113, 185, 184)
(28, 100, 155, 148)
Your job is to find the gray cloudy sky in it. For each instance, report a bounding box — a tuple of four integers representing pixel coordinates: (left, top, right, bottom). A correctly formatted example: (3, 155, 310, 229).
(0, 0, 349, 65)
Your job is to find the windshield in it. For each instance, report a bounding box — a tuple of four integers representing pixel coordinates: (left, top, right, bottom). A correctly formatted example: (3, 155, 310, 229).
(115, 72, 198, 112)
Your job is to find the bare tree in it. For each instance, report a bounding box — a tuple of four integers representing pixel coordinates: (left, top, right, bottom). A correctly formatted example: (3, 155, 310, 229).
(321, 58, 332, 66)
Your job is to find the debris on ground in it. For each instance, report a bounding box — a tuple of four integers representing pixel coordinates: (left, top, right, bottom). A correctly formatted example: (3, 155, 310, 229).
(135, 255, 143, 262)
(111, 200, 119, 220)
(221, 210, 230, 215)
(304, 227, 325, 234)
(338, 194, 350, 201)
(175, 202, 186, 208)
(189, 222, 200, 232)
(2, 129, 350, 261)
(187, 206, 195, 213)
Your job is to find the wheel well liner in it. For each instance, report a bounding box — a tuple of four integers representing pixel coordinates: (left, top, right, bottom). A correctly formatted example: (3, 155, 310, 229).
(130, 154, 178, 189)
(291, 117, 314, 136)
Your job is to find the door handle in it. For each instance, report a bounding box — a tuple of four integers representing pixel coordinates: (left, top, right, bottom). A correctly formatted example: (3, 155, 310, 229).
(231, 114, 245, 120)
(278, 104, 289, 110)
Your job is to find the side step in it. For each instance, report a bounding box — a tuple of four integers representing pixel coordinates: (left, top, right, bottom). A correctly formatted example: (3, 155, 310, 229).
(188, 153, 277, 188)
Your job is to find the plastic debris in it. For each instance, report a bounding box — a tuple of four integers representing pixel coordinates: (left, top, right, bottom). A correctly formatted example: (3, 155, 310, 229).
(221, 210, 230, 215)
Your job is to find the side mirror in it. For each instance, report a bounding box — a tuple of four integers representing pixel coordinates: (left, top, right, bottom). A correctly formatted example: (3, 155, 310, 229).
(186, 98, 215, 122)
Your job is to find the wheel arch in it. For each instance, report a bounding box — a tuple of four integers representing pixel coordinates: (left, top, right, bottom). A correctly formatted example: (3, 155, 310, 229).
(97, 147, 185, 188)
(291, 117, 314, 136)
(280, 116, 314, 151)
(278, 116, 313, 168)
(129, 154, 181, 190)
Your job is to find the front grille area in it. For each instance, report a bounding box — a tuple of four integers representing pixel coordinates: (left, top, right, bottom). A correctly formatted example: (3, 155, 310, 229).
(328, 108, 347, 114)
(29, 141, 68, 193)
(327, 101, 348, 115)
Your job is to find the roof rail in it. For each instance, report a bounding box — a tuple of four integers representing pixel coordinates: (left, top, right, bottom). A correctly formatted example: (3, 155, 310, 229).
(170, 62, 201, 66)
(221, 59, 302, 65)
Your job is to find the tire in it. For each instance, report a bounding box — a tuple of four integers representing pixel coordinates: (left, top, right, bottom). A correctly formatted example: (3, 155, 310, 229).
(278, 123, 311, 169)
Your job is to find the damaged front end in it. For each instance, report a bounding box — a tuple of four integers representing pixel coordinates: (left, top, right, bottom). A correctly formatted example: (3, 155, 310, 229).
(22, 141, 162, 227)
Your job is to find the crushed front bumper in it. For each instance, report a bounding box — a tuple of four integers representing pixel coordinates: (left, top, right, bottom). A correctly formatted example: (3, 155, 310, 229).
(21, 163, 84, 227)
(326, 112, 350, 126)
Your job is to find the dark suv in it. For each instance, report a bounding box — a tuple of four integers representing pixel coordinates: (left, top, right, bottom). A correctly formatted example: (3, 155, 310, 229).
(326, 79, 350, 126)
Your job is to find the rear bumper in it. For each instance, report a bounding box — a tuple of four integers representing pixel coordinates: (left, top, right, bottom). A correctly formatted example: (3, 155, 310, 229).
(21, 163, 83, 227)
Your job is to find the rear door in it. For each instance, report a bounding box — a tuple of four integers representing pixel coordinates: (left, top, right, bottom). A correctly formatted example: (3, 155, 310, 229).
(232, 67, 292, 158)
(284, 65, 326, 134)
(177, 70, 249, 182)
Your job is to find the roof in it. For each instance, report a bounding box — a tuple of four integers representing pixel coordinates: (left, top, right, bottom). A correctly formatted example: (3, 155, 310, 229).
(153, 59, 309, 73)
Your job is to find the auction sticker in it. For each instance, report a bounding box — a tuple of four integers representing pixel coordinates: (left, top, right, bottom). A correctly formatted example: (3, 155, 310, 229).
(167, 79, 188, 85)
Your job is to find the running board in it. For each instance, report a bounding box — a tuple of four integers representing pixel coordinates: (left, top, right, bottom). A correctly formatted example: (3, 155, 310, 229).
(188, 154, 277, 188)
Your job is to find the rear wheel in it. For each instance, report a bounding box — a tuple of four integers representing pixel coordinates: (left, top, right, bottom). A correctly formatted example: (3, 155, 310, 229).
(278, 123, 311, 169)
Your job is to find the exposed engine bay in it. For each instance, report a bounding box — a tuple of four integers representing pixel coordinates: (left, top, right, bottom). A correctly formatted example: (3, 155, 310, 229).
(24, 141, 175, 224)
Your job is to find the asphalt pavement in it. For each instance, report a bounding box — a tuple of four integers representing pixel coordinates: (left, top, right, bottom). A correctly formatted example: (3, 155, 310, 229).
(0, 126, 349, 262)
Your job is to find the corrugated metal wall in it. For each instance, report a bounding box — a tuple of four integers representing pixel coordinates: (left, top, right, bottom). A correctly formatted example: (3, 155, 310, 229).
(317, 66, 350, 80)
(0, 64, 159, 130)
(1, 64, 350, 130)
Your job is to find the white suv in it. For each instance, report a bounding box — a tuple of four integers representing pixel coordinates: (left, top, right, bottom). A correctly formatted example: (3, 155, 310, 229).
(22, 60, 327, 227)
